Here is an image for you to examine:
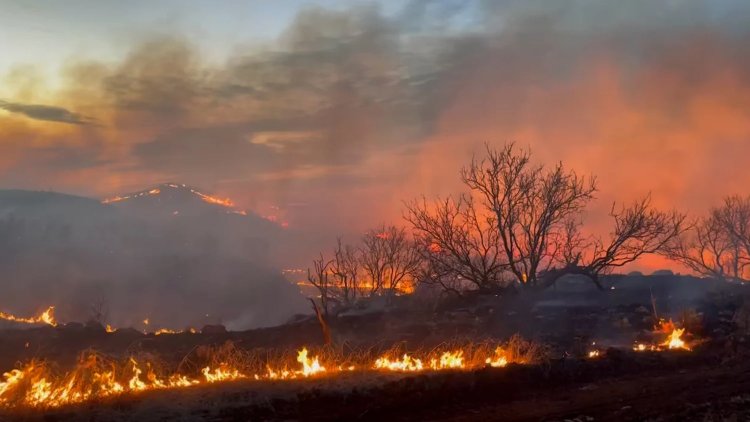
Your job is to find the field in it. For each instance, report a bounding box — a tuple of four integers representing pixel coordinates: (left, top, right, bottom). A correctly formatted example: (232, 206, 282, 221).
(2, 274, 750, 421)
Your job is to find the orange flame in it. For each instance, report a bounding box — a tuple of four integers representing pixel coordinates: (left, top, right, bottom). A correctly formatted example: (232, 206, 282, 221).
(0, 343, 539, 409)
(0, 306, 56, 327)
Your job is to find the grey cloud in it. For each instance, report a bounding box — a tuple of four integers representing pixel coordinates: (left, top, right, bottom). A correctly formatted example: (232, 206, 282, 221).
(0, 100, 94, 125)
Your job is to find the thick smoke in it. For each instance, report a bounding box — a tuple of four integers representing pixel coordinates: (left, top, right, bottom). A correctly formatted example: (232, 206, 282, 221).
(0, 187, 307, 329)
(0, 0, 749, 322)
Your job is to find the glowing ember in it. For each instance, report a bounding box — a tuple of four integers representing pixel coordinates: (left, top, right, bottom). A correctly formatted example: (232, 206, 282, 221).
(587, 350, 600, 358)
(0, 306, 56, 327)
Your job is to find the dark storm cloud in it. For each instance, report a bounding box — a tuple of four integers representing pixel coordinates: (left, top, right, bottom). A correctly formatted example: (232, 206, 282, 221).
(0, 100, 94, 125)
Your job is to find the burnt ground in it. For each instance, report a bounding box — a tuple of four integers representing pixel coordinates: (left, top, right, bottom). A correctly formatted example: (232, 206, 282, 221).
(2, 274, 750, 421)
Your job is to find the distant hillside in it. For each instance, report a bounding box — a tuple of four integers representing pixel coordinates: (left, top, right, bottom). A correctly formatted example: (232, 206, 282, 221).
(0, 187, 307, 330)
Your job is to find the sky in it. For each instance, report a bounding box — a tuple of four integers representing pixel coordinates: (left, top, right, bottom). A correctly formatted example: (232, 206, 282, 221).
(1, 0, 749, 272)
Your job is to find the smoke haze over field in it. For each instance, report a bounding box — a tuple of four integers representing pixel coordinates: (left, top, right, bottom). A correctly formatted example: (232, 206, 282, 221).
(1, 0, 750, 276)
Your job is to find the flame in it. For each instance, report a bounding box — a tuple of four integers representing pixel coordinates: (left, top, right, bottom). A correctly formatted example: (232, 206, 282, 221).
(661, 328, 689, 350)
(0, 343, 539, 409)
(201, 365, 243, 383)
(633, 320, 692, 352)
(374, 354, 424, 372)
(102, 185, 239, 211)
(485, 347, 509, 368)
(374, 350, 466, 372)
(0, 306, 56, 327)
(430, 351, 465, 370)
(105, 325, 116, 333)
(101, 195, 128, 204)
(191, 190, 234, 208)
(297, 348, 326, 376)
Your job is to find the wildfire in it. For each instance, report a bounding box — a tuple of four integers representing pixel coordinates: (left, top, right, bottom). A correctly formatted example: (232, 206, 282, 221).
(192, 191, 234, 208)
(0, 341, 545, 409)
(0, 306, 56, 327)
(297, 348, 326, 376)
(661, 328, 689, 350)
(102, 184, 238, 211)
(374, 350, 466, 372)
(154, 328, 197, 335)
(0, 348, 329, 409)
(633, 320, 692, 352)
(374, 354, 424, 371)
(485, 347, 509, 367)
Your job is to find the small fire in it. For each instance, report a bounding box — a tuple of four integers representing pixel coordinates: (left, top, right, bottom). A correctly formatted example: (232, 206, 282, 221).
(297, 348, 326, 377)
(430, 351, 465, 370)
(374, 350, 466, 372)
(105, 325, 116, 333)
(633, 320, 692, 352)
(588, 350, 600, 358)
(661, 328, 689, 350)
(192, 190, 234, 208)
(374, 354, 424, 372)
(0, 306, 56, 327)
(153, 328, 197, 335)
(485, 347, 509, 368)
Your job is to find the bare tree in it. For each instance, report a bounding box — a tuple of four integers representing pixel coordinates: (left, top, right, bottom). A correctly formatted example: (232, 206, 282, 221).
(461, 143, 596, 288)
(329, 238, 360, 305)
(715, 195, 750, 272)
(405, 195, 508, 293)
(360, 225, 421, 298)
(668, 196, 750, 281)
(307, 254, 334, 315)
(553, 196, 686, 288)
(89, 296, 109, 326)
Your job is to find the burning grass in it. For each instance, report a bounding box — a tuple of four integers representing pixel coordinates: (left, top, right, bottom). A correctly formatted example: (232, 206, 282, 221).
(0, 307, 56, 327)
(633, 319, 693, 352)
(0, 336, 549, 410)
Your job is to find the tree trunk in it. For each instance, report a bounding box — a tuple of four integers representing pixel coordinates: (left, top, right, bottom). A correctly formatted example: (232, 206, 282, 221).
(309, 298, 332, 345)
